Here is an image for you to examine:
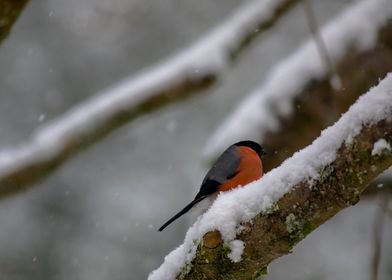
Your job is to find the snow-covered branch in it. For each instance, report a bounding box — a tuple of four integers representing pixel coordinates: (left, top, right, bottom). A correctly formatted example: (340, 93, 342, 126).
(255, 20, 392, 171)
(205, 0, 392, 159)
(0, 0, 29, 43)
(0, 0, 299, 198)
(150, 74, 392, 280)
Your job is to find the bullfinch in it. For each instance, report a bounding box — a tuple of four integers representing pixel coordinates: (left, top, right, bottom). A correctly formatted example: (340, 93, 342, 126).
(158, 140, 265, 231)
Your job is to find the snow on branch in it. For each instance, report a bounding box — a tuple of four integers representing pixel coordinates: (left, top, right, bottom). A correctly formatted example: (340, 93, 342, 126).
(245, 21, 392, 172)
(150, 74, 392, 280)
(0, 0, 29, 43)
(0, 0, 299, 198)
(205, 0, 392, 159)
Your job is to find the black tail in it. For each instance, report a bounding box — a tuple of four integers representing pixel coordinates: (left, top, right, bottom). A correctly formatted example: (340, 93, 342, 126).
(158, 196, 207, 231)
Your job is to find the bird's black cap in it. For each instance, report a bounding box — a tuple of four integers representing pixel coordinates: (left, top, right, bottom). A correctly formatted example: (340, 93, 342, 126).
(234, 140, 266, 158)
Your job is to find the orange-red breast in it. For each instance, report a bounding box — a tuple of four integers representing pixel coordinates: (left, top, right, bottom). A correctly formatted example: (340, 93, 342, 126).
(158, 140, 265, 231)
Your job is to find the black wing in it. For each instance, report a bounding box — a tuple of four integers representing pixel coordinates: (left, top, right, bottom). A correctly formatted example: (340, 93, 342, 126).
(195, 145, 240, 199)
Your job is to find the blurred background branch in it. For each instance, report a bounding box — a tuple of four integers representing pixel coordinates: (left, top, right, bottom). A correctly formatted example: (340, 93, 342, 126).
(205, 0, 392, 168)
(379, 196, 392, 218)
(0, 0, 299, 199)
(0, 0, 29, 44)
(371, 193, 389, 280)
(259, 21, 392, 172)
(302, 0, 340, 90)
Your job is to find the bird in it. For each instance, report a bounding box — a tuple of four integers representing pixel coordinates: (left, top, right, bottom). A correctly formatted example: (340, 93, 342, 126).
(158, 140, 266, 231)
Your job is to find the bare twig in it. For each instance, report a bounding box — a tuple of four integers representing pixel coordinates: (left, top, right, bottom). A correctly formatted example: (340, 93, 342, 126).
(371, 193, 389, 280)
(378, 192, 392, 218)
(302, 0, 341, 90)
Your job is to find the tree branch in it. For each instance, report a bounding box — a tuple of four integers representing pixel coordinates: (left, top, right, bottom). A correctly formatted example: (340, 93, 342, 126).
(184, 122, 392, 280)
(0, 0, 299, 198)
(0, 0, 29, 44)
(302, 0, 340, 90)
(378, 192, 392, 218)
(370, 193, 388, 280)
(150, 74, 392, 280)
(204, 0, 392, 159)
(261, 21, 392, 172)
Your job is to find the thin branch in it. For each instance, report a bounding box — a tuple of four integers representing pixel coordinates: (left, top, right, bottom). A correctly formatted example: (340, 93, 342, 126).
(0, 0, 299, 198)
(150, 74, 392, 280)
(0, 0, 29, 44)
(302, 0, 340, 90)
(378, 193, 392, 218)
(371, 193, 388, 280)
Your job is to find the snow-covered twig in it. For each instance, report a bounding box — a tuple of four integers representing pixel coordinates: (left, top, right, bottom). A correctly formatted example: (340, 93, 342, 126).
(0, 0, 29, 43)
(205, 0, 392, 158)
(150, 74, 392, 280)
(0, 0, 299, 198)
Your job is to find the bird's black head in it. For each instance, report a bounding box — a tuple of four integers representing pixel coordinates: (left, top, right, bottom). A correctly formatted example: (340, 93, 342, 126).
(234, 140, 266, 158)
